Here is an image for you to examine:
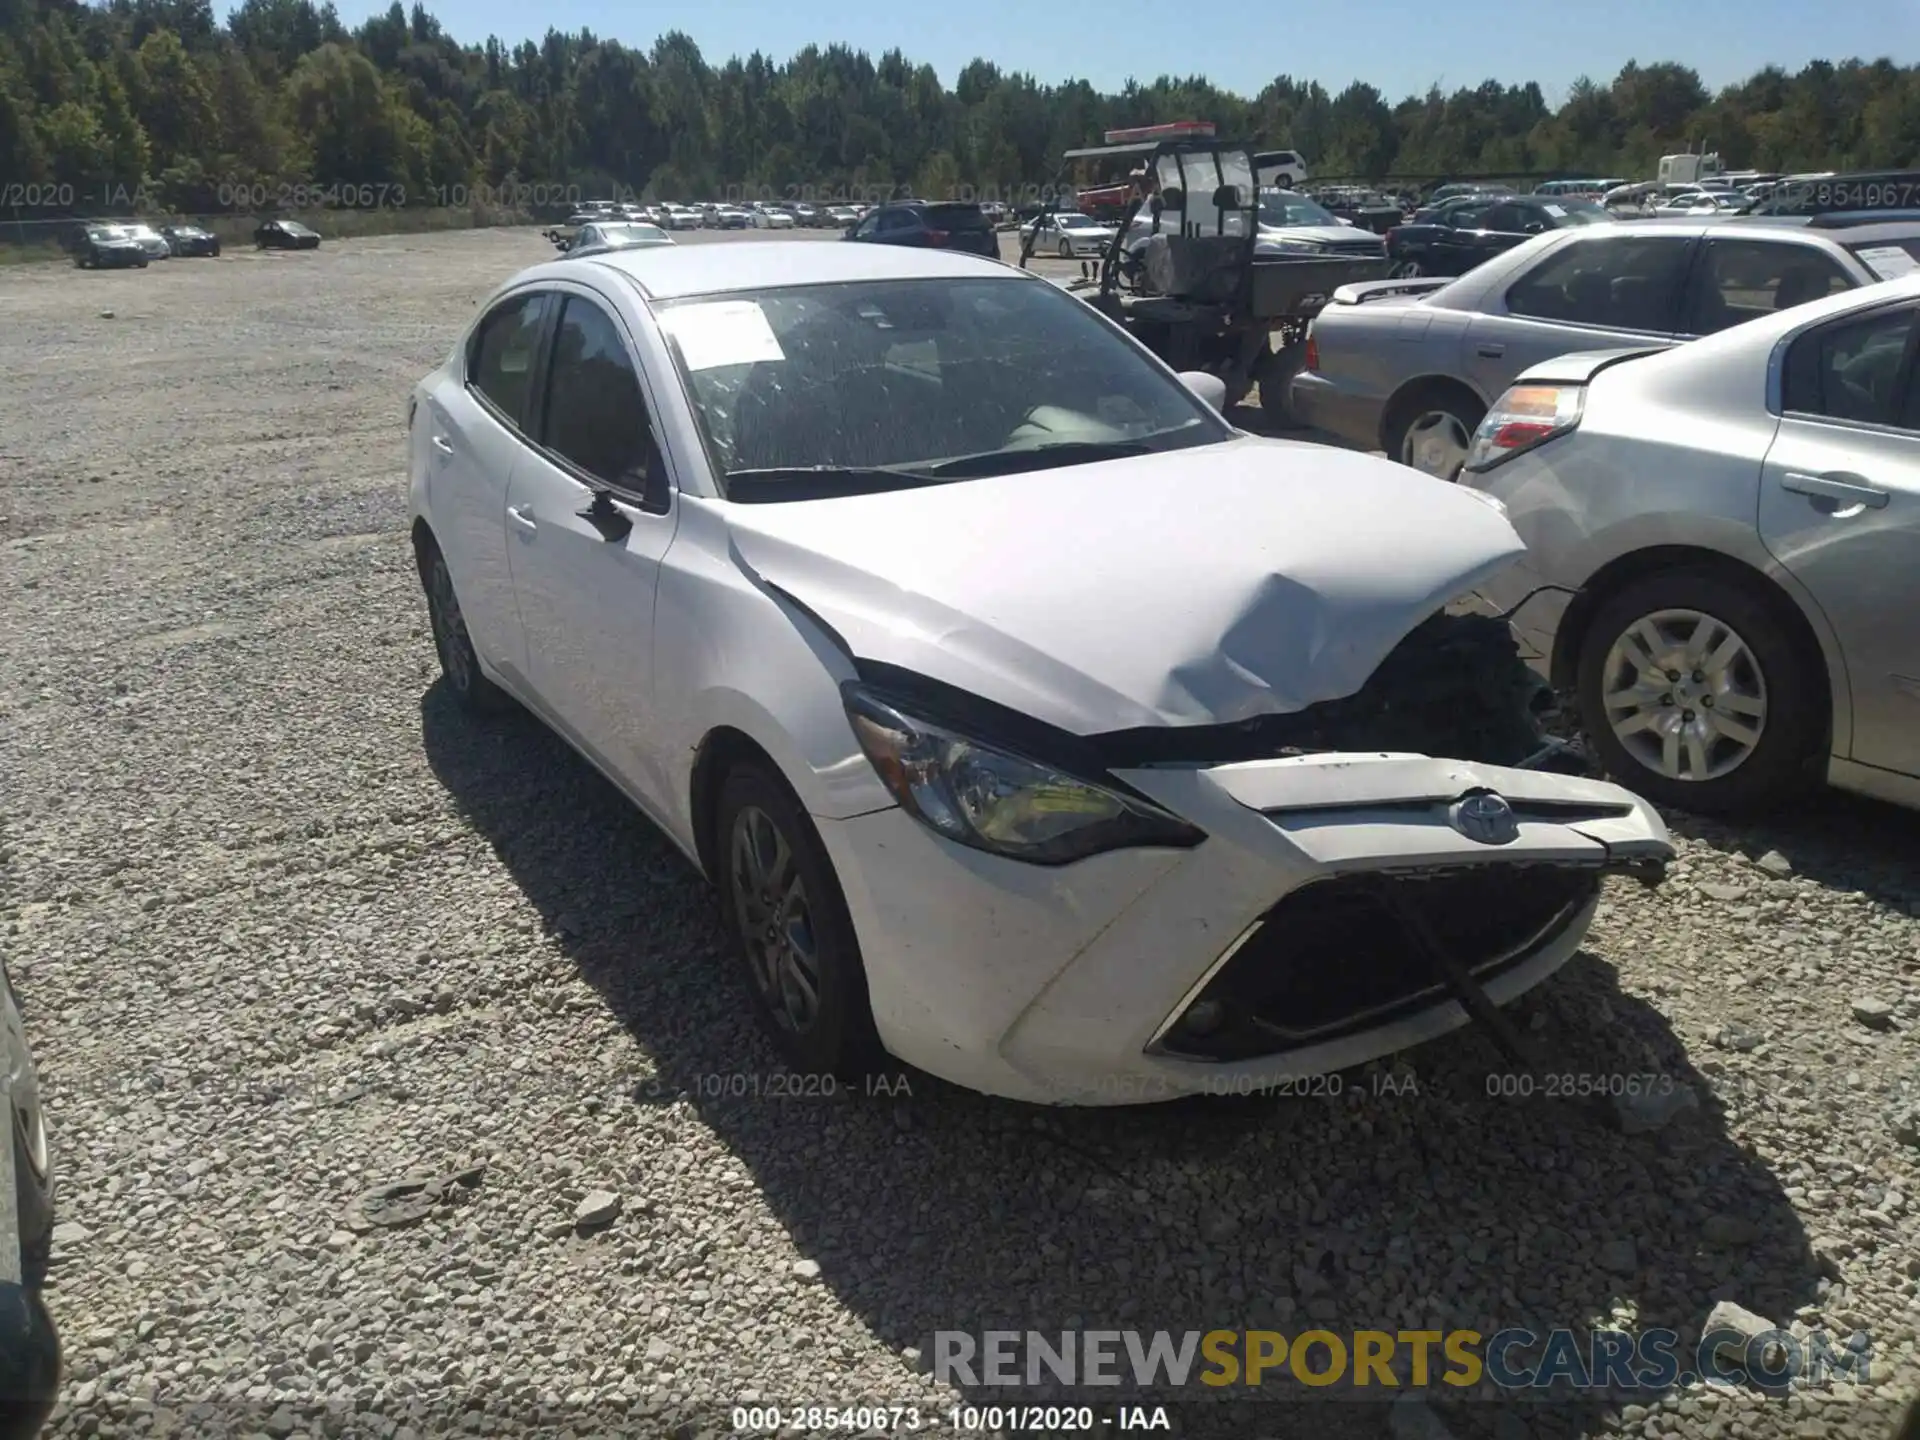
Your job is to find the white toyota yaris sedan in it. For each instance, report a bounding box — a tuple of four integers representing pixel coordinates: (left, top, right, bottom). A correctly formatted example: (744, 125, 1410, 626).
(407, 241, 1673, 1105)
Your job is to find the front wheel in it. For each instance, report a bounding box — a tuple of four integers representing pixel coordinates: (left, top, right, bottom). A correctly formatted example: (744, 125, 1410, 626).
(716, 763, 883, 1080)
(1390, 259, 1422, 278)
(1576, 569, 1821, 816)
(1384, 394, 1484, 481)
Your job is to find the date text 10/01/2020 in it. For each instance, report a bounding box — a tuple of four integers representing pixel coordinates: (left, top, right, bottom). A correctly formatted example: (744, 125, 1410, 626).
(730, 1405, 1173, 1433)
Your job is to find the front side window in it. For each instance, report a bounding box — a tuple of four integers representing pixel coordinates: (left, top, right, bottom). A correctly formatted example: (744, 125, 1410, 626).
(654, 276, 1230, 498)
(539, 297, 656, 497)
(1781, 305, 1917, 426)
(1506, 236, 1690, 332)
(1685, 240, 1856, 336)
(466, 293, 548, 427)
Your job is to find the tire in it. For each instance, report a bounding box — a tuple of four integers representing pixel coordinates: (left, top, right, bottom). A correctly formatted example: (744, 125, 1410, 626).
(1390, 259, 1422, 278)
(714, 762, 883, 1080)
(420, 543, 509, 714)
(1058, 238, 1072, 258)
(3, 971, 52, 1291)
(1576, 568, 1821, 816)
(1383, 390, 1484, 481)
(1258, 342, 1309, 431)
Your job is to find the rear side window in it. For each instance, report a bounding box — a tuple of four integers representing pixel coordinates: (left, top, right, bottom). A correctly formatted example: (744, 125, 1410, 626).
(1781, 305, 1917, 426)
(539, 296, 660, 503)
(922, 204, 990, 231)
(878, 209, 917, 234)
(1684, 240, 1855, 336)
(1506, 236, 1690, 332)
(467, 294, 547, 426)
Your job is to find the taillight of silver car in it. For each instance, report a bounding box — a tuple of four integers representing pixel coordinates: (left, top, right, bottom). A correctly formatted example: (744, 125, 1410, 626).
(1461, 383, 1584, 473)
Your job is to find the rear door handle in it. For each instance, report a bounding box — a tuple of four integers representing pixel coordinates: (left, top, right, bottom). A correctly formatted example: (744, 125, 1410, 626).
(1782, 472, 1890, 509)
(1476, 343, 1505, 358)
(431, 435, 455, 456)
(506, 504, 538, 533)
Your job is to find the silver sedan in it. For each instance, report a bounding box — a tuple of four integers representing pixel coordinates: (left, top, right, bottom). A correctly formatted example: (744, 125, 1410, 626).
(1457, 271, 1920, 816)
(1291, 217, 1900, 480)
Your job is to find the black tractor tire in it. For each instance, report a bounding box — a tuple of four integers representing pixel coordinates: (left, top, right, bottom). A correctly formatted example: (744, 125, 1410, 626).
(1258, 342, 1310, 431)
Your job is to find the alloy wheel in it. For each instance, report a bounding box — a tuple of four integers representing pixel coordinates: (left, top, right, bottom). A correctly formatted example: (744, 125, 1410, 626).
(1599, 608, 1768, 783)
(1390, 259, 1422, 278)
(729, 805, 822, 1034)
(427, 555, 474, 694)
(1400, 409, 1472, 479)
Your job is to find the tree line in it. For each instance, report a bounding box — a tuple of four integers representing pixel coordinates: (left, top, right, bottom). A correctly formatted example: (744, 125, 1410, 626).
(2, 0, 1917, 218)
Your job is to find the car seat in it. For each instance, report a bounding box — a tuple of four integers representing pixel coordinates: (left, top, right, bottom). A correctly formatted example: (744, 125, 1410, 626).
(1773, 265, 1833, 312)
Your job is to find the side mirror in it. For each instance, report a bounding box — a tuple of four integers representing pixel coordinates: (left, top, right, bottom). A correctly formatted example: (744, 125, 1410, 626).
(1177, 370, 1228, 411)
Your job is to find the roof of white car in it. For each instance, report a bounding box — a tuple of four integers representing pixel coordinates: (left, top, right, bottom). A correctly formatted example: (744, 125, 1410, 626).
(546, 240, 1018, 300)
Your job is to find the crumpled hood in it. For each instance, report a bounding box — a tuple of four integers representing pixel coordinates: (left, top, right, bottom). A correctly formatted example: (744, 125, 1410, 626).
(723, 437, 1526, 735)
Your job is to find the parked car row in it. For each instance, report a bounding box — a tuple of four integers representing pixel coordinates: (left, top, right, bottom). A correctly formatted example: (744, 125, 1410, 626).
(67, 218, 320, 268)
(1287, 192, 1920, 821)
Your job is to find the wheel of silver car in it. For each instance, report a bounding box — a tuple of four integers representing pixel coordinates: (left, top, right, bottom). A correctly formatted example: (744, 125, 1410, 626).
(715, 762, 882, 1079)
(1598, 608, 1768, 784)
(420, 542, 507, 714)
(1390, 259, 1422, 278)
(1576, 569, 1821, 816)
(1058, 238, 1073, 258)
(1394, 406, 1476, 480)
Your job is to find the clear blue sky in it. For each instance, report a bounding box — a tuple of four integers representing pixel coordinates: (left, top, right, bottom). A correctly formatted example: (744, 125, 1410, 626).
(324, 0, 1918, 104)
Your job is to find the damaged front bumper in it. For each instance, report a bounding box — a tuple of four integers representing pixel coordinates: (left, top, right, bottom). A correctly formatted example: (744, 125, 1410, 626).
(818, 752, 1671, 1105)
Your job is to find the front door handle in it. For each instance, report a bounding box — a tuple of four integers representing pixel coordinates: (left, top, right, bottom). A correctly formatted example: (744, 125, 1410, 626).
(1476, 343, 1505, 358)
(431, 435, 455, 456)
(1781, 472, 1890, 509)
(506, 504, 538, 533)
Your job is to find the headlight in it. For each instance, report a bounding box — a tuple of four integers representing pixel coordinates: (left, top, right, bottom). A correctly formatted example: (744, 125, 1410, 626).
(1462, 383, 1585, 473)
(842, 686, 1206, 865)
(1260, 235, 1323, 253)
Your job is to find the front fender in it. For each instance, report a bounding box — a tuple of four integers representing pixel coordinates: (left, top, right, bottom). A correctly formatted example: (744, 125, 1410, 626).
(653, 503, 897, 838)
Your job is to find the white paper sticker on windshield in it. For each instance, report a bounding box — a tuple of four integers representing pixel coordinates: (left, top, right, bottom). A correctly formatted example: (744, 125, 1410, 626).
(1855, 245, 1919, 281)
(1542, 203, 1566, 217)
(657, 300, 785, 370)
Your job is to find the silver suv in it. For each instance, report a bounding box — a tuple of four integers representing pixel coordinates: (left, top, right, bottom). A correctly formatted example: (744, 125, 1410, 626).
(1291, 214, 1920, 478)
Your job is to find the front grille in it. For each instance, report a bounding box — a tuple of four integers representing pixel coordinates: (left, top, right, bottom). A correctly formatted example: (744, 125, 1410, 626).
(1155, 866, 1598, 1062)
(1322, 238, 1388, 256)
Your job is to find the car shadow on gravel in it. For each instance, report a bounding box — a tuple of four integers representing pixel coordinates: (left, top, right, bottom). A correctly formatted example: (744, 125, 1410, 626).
(420, 685, 1835, 1440)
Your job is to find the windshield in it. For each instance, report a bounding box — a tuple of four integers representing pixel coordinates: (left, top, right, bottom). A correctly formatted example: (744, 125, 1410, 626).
(1057, 213, 1106, 230)
(1259, 191, 1339, 227)
(654, 276, 1228, 499)
(600, 224, 668, 243)
(1849, 240, 1920, 280)
(1542, 199, 1611, 225)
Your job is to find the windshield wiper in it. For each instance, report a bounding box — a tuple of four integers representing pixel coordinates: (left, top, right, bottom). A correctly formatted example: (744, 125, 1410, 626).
(723, 464, 951, 502)
(921, 439, 1155, 479)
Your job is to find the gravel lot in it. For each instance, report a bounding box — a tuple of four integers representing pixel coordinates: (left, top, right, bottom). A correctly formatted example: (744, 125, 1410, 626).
(3, 225, 1919, 1440)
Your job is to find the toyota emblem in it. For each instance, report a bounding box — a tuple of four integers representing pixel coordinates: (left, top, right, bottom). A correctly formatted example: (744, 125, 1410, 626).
(1450, 791, 1520, 845)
